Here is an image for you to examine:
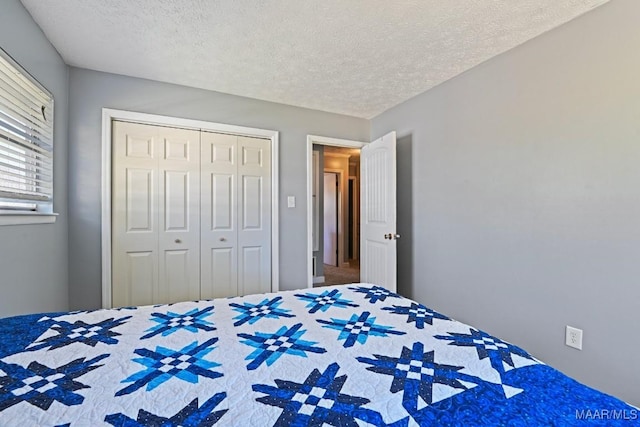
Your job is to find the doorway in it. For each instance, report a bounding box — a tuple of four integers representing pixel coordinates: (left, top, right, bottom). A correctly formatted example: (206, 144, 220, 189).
(307, 136, 363, 288)
(306, 132, 398, 291)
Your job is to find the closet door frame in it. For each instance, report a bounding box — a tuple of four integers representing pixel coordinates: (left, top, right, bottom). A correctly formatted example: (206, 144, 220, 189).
(101, 108, 279, 309)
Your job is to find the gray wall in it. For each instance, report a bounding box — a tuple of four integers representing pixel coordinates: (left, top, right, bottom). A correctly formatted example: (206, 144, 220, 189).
(372, 0, 639, 405)
(0, 0, 69, 317)
(67, 67, 369, 310)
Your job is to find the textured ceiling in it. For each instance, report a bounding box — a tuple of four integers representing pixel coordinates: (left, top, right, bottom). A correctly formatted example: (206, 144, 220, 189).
(21, 0, 608, 118)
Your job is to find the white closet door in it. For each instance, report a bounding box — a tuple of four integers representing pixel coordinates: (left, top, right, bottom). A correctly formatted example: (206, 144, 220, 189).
(112, 121, 200, 307)
(200, 132, 239, 298)
(200, 132, 271, 298)
(112, 122, 158, 307)
(158, 126, 201, 304)
(237, 136, 271, 296)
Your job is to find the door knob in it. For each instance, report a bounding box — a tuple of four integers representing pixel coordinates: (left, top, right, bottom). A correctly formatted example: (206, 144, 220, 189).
(219, 237, 226, 242)
(175, 239, 182, 244)
(393, 234, 401, 240)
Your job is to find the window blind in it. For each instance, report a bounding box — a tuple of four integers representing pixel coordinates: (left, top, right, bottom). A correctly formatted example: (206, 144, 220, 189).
(0, 48, 54, 212)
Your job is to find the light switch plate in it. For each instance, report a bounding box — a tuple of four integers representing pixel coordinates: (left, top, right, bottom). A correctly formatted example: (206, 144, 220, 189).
(287, 196, 295, 208)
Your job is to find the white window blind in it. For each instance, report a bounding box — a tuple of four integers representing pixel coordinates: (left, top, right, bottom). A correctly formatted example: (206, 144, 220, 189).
(0, 48, 53, 212)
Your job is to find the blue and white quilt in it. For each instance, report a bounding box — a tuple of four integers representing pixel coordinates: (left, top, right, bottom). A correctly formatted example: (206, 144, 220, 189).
(0, 284, 635, 426)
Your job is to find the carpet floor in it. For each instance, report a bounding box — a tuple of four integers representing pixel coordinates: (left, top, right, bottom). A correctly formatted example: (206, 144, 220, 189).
(314, 263, 360, 287)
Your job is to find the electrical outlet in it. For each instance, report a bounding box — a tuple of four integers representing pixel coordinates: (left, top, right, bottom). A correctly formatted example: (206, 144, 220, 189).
(565, 326, 583, 350)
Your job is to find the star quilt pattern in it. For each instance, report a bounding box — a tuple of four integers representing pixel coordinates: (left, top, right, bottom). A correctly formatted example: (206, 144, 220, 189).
(0, 284, 634, 426)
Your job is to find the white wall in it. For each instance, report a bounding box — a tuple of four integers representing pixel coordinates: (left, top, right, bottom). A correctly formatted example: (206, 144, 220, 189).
(372, 0, 640, 405)
(0, 0, 69, 317)
(67, 67, 369, 309)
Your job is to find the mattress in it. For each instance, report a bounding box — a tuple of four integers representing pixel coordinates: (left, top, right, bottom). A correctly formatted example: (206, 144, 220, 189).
(0, 284, 635, 426)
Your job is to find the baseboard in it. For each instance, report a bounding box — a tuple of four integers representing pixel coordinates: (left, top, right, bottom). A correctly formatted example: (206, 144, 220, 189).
(313, 276, 325, 284)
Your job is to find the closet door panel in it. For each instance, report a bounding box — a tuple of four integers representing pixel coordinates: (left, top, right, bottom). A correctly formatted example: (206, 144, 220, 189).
(211, 174, 234, 230)
(207, 248, 237, 298)
(164, 171, 189, 231)
(126, 251, 156, 306)
(162, 250, 191, 304)
(112, 122, 160, 307)
(237, 136, 271, 295)
(239, 246, 262, 296)
(201, 132, 238, 298)
(241, 175, 263, 229)
(126, 168, 154, 232)
(158, 127, 201, 304)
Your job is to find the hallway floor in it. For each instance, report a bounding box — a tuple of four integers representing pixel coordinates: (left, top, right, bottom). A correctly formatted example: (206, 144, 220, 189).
(314, 262, 360, 287)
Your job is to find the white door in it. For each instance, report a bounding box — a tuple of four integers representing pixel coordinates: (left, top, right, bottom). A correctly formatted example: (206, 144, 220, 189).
(112, 121, 200, 307)
(237, 136, 272, 296)
(200, 132, 238, 298)
(200, 132, 271, 298)
(323, 172, 338, 266)
(158, 126, 201, 304)
(360, 131, 397, 292)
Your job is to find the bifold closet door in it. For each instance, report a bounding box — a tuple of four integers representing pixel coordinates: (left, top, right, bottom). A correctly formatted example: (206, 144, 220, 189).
(201, 132, 271, 298)
(112, 121, 201, 307)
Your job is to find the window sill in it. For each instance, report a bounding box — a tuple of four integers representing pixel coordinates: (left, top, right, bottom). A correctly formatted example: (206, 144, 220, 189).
(0, 212, 58, 226)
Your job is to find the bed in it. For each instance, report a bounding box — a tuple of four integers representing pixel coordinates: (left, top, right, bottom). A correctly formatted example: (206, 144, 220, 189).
(0, 284, 635, 426)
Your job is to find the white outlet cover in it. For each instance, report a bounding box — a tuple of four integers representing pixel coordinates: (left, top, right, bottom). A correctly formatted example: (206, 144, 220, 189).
(287, 196, 295, 208)
(565, 325, 583, 350)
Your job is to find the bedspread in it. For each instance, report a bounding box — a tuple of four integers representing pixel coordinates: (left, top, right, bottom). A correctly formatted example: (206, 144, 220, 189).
(0, 284, 636, 426)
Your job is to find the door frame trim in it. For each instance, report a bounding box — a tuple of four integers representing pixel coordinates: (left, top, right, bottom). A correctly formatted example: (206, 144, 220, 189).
(102, 108, 280, 308)
(306, 135, 365, 289)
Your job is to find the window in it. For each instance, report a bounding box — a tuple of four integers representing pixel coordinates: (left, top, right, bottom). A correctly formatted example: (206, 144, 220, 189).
(0, 48, 55, 224)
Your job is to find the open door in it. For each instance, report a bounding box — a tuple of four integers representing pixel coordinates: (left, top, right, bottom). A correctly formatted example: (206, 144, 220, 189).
(360, 131, 397, 292)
